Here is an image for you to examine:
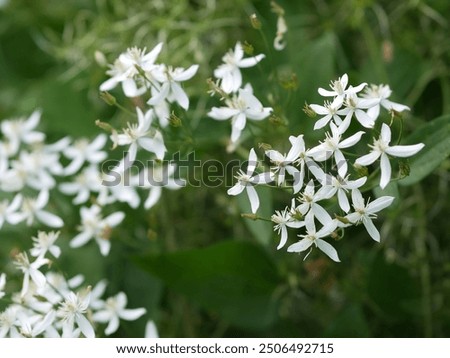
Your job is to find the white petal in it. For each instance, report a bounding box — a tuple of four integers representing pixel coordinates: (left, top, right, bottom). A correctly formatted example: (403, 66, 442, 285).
(247, 148, 258, 175)
(171, 82, 189, 110)
(316, 239, 340, 262)
(145, 321, 159, 338)
(334, 150, 347, 178)
(380, 123, 392, 144)
(246, 185, 260, 213)
(119, 308, 147, 321)
(70, 231, 92, 248)
(104, 316, 120, 336)
(208, 107, 240, 120)
(339, 131, 365, 148)
(147, 82, 170, 106)
(354, 109, 375, 128)
(227, 183, 245, 196)
(105, 212, 125, 227)
(96, 238, 111, 256)
(337, 189, 350, 212)
(172, 64, 198, 81)
(312, 204, 333, 226)
(35, 210, 64, 228)
(379, 153, 391, 189)
(144, 187, 162, 209)
(100, 77, 119, 92)
(355, 150, 380, 166)
(363, 217, 380, 242)
(30, 268, 47, 288)
(367, 196, 395, 213)
(234, 112, 247, 131)
(237, 54, 265, 68)
(276, 226, 288, 250)
(76, 314, 95, 338)
(287, 238, 313, 253)
(351, 189, 365, 209)
(385, 143, 424, 158)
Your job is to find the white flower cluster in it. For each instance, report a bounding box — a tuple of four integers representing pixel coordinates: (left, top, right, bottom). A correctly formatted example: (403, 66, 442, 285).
(208, 42, 272, 145)
(0, 231, 154, 338)
(0, 108, 180, 256)
(228, 74, 424, 262)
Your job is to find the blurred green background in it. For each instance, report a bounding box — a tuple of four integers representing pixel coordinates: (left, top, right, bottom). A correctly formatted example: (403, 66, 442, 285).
(0, 0, 449, 337)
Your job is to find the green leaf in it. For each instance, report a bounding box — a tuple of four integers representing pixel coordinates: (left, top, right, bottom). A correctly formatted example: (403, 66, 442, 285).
(323, 305, 371, 338)
(133, 240, 281, 330)
(237, 186, 273, 246)
(399, 114, 450, 185)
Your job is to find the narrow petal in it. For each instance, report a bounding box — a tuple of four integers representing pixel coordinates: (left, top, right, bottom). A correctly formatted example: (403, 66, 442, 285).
(351, 189, 364, 209)
(144, 187, 162, 209)
(355, 150, 380, 166)
(171, 82, 189, 110)
(385, 143, 424, 158)
(35, 210, 64, 228)
(316, 239, 340, 262)
(76, 314, 95, 338)
(119, 308, 147, 321)
(339, 131, 365, 148)
(246, 185, 260, 213)
(208, 107, 240, 120)
(276, 226, 288, 250)
(227, 183, 245, 196)
(70, 231, 92, 248)
(354, 109, 375, 128)
(237, 54, 265, 68)
(247, 148, 257, 175)
(172, 64, 199, 81)
(379, 153, 391, 189)
(104, 316, 120, 336)
(363, 218, 380, 242)
(337, 189, 350, 212)
(334, 150, 348, 178)
(287, 238, 313, 253)
(312, 204, 333, 226)
(380, 123, 392, 144)
(29, 269, 47, 288)
(104, 212, 125, 227)
(367, 196, 395, 213)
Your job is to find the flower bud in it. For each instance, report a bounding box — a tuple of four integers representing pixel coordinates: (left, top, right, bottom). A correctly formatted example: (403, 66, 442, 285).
(250, 13, 262, 29)
(302, 102, 316, 118)
(169, 111, 182, 127)
(100, 91, 116, 106)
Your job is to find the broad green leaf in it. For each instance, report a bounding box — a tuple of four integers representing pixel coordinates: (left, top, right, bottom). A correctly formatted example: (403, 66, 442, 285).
(237, 185, 273, 246)
(399, 114, 450, 185)
(133, 240, 280, 330)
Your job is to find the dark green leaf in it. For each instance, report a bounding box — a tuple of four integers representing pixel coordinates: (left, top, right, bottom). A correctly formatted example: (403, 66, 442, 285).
(133, 240, 281, 330)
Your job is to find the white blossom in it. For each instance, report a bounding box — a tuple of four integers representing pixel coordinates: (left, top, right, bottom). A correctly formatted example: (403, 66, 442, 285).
(59, 165, 105, 205)
(296, 179, 334, 226)
(227, 148, 273, 213)
(271, 200, 305, 250)
(20, 190, 64, 228)
(346, 189, 395, 242)
(318, 73, 366, 99)
(14, 252, 49, 297)
(208, 84, 272, 143)
(287, 212, 340, 262)
(310, 96, 344, 130)
(145, 320, 159, 338)
(70, 205, 124, 256)
(0, 194, 23, 229)
(363, 84, 410, 120)
(30, 231, 61, 259)
(214, 42, 265, 93)
(355, 123, 424, 189)
(58, 290, 95, 338)
(63, 134, 107, 175)
(93, 292, 146, 336)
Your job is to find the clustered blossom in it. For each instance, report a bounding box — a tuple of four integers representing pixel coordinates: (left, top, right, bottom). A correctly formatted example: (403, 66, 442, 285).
(0, 110, 179, 256)
(227, 73, 424, 261)
(0, 231, 153, 338)
(208, 42, 272, 145)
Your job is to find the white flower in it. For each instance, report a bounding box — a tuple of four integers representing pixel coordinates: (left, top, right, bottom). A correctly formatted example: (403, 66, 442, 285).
(318, 73, 366, 99)
(59, 165, 104, 204)
(30, 231, 61, 259)
(355, 123, 424, 189)
(363, 84, 410, 120)
(308, 122, 365, 178)
(271, 201, 305, 250)
(0, 306, 21, 338)
(89, 279, 108, 310)
(145, 320, 159, 338)
(20, 190, 64, 228)
(208, 85, 272, 143)
(112, 107, 166, 167)
(14, 252, 49, 297)
(58, 290, 95, 338)
(214, 42, 265, 93)
(104, 170, 141, 208)
(148, 64, 199, 110)
(346, 189, 395, 242)
(227, 148, 273, 213)
(0, 110, 45, 155)
(336, 88, 379, 130)
(320, 171, 367, 213)
(70, 205, 124, 256)
(296, 179, 334, 225)
(93, 292, 146, 336)
(287, 212, 340, 262)
(18, 310, 56, 338)
(310, 96, 344, 130)
(63, 134, 107, 175)
(0, 273, 6, 299)
(266, 135, 304, 193)
(100, 43, 163, 97)
(0, 194, 23, 229)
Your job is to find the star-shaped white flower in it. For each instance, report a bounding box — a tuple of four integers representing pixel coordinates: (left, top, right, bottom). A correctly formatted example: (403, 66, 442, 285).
(308, 122, 365, 178)
(310, 96, 344, 130)
(363, 84, 410, 121)
(0, 194, 23, 229)
(296, 179, 334, 226)
(214, 42, 265, 93)
(355, 123, 424, 189)
(14, 252, 49, 297)
(148, 64, 199, 110)
(318, 73, 366, 98)
(20, 190, 64, 228)
(271, 200, 305, 250)
(227, 148, 273, 213)
(93, 292, 146, 336)
(100, 43, 163, 97)
(111, 107, 166, 168)
(63, 134, 107, 176)
(70, 205, 124, 256)
(266, 134, 304, 193)
(287, 212, 340, 262)
(208, 84, 272, 143)
(336, 88, 379, 130)
(346, 189, 394, 242)
(30, 231, 61, 259)
(58, 290, 94, 338)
